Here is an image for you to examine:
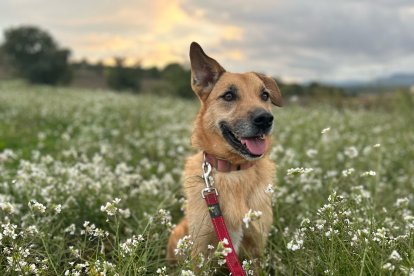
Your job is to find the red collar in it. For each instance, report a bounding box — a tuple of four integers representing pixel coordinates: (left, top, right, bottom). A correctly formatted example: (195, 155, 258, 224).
(204, 152, 254, 172)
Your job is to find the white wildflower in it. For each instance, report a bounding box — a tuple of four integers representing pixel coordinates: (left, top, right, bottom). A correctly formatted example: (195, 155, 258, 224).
(395, 197, 409, 208)
(25, 225, 39, 236)
(374, 227, 387, 240)
(306, 148, 318, 158)
(119, 208, 131, 219)
(222, 238, 229, 246)
(300, 218, 310, 227)
(120, 235, 144, 257)
(0, 202, 15, 214)
(325, 228, 339, 238)
(157, 209, 172, 227)
(69, 246, 81, 258)
(242, 259, 254, 275)
(28, 200, 46, 214)
(100, 198, 121, 216)
(181, 270, 195, 276)
(325, 170, 338, 178)
(81, 221, 109, 238)
(174, 235, 193, 256)
(243, 209, 263, 228)
(197, 253, 205, 268)
(156, 266, 167, 275)
(287, 167, 313, 176)
(321, 127, 331, 134)
(344, 146, 358, 158)
(382, 262, 395, 272)
(214, 239, 233, 265)
(389, 250, 402, 262)
(287, 239, 303, 251)
(218, 258, 227, 266)
(361, 171, 376, 177)
(265, 183, 274, 194)
(342, 168, 355, 177)
(2, 223, 17, 239)
(54, 204, 62, 214)
(64, 224, 76, 235)
(0, 149, 16, 162)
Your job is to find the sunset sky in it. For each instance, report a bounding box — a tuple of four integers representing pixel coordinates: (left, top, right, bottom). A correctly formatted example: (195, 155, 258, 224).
(1, 0, 414, 83)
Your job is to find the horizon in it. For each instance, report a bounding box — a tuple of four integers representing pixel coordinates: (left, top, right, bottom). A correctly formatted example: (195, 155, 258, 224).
(1, 0, 414, 83)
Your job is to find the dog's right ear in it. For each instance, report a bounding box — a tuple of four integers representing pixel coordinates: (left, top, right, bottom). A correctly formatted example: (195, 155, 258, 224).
(190, 42, 226, 100)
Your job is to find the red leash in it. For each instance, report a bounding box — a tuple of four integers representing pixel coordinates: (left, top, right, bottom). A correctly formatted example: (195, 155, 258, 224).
(202, 156, 245, 276)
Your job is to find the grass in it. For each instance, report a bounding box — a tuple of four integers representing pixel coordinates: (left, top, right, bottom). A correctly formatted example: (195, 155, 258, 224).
(0, 80, 413, 275)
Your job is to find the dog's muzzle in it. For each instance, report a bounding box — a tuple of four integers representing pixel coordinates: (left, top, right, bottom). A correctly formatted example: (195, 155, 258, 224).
(219, 108, 274, 159)
(251, 109, 273, 132)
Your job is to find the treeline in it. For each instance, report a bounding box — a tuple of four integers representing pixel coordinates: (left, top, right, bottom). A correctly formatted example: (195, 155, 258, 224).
(0, 26, 195, 97)
(0, 25, 345, 100)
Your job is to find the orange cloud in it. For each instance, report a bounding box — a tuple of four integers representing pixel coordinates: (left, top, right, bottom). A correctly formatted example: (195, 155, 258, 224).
(65, 0, 245, 68)
(227, 50, 246, 61)
(222, 26, 244, 41)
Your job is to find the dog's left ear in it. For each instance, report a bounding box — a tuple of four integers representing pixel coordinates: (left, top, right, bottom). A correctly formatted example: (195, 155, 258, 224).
(190, 42, 226, 100)
(254, 73, 283, 107)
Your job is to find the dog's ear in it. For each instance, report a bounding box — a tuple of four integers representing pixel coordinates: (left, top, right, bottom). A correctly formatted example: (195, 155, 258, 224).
(190, 42, 225, 99)
(254, 73, 283, 107)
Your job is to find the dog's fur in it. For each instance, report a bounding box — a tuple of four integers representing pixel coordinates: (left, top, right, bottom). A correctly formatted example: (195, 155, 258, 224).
(167, 42, 282, 264)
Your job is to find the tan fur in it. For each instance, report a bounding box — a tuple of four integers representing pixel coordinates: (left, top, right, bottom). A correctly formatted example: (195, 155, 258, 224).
(167, 42, 280, 266)
(182, 153, 274, 258)
(166, 218, 188, 263)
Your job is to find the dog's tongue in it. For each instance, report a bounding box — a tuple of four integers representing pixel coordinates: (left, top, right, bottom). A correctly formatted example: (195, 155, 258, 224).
(240, 137, 267, 156)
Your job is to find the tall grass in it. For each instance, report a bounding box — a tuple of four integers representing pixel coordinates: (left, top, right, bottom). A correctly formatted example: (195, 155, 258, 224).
(0, 81, 413, 275)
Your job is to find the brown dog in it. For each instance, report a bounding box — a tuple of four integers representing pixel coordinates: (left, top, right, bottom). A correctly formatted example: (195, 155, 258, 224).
(167, 42, 282, 266)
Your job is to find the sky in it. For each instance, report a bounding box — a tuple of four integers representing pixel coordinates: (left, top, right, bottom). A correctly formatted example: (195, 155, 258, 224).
(1, 0, 414, 83)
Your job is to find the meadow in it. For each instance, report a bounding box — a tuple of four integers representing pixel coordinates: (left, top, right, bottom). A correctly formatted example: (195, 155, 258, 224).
(0, 80, 413, 275)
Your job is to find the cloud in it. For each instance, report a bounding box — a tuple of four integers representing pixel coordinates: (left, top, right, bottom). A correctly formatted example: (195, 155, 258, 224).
(0, 0, 244, 67)
(185, 0, 414, 81)
(1, 0, 414, 82)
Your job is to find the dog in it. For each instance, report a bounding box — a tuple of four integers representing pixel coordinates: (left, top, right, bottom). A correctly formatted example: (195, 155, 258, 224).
(167, 42, 282, 268)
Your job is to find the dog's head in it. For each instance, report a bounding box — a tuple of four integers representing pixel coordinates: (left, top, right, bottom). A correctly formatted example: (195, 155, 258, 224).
(190, 42, 282, 162)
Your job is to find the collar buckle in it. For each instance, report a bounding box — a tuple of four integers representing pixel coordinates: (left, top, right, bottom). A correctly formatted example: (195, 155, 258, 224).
(201, 153, 219, 198)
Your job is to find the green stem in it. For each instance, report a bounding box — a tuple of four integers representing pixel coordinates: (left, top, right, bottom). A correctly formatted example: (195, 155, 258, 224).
(359, 241, 368, 276)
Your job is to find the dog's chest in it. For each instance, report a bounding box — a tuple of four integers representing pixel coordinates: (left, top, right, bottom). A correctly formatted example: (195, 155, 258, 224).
(214, 171, 271, 249)
(215, 171, 269, 212)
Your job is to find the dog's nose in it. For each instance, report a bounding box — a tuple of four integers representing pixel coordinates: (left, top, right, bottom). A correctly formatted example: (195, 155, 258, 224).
(252, 110, 273, 129)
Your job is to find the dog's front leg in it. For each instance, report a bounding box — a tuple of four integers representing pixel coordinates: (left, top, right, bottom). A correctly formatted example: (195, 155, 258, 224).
(187, 210, 217, 258)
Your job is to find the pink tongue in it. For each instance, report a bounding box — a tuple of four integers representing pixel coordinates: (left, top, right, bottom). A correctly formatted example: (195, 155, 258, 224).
(240, 137, 267, 156)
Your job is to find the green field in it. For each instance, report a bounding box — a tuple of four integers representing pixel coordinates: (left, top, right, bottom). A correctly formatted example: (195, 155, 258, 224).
(0, 81, 414, 275)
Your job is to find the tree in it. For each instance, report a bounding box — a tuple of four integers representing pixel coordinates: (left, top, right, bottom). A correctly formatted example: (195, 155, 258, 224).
(162, 63, 192, 98)
(106, 57, 141, 92)
(1, 26, 71, 84)
(142, 66, 161, 79)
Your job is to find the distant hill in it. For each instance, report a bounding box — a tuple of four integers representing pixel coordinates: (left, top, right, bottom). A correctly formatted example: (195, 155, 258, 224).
(330, 73, 414, 90)
(372, 73, 414, 87)
(331, 73, 414, 88)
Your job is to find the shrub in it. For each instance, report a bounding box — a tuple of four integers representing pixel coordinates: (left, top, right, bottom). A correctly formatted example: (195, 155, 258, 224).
(106, 57, 141, 92)
(1, 26, 71, 84)
(162, 63, 192, 98)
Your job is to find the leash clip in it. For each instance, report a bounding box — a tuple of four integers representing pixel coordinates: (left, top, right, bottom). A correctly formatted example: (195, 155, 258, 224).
(201, 154, 218, 198)
(201, 187, 218, 198)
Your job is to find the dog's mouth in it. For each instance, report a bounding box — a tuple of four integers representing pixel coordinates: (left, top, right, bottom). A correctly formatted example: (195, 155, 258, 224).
(220, 123, 269, 159)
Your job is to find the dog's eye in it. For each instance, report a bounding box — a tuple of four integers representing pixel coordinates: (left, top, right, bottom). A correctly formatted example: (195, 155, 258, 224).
(261, 91, 270, 101)
(222, 91, 235, 102)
